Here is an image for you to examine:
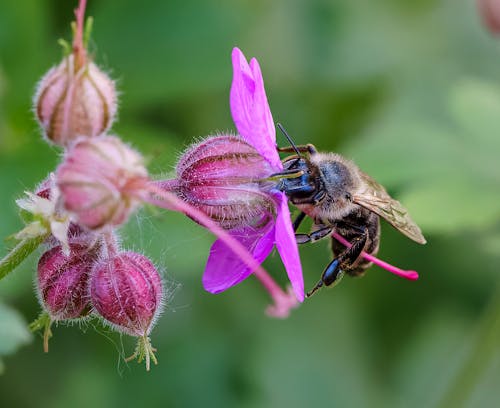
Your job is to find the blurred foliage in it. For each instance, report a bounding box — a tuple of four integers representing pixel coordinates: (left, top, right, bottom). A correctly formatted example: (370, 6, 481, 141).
(0, 302, 31, 374)
(0, 0, 499, 407)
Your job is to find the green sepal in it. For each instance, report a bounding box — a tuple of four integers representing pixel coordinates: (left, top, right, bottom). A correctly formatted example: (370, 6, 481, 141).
(58, 38, 72, 56)
(83, 17, 94, 48)
(18, 208, 34, 224)
(125, 335, 158, 371)
(29, 311, 53, 353)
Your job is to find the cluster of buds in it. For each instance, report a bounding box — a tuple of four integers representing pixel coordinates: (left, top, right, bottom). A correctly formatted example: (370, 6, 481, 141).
(1, 0, 423, 370)
(3, 1, 166, 368)
(0, 1, 305, 368)
(29, 224, 163, 369)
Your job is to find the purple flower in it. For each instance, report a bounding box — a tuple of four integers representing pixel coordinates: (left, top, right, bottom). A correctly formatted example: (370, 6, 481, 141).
(202, 47, 304, 303)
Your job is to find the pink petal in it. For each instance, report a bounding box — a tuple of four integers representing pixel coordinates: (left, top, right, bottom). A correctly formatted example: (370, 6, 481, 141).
(202, 222, 276, 294)
(230, 47, 282, 170)
(274, 192, 304, 302)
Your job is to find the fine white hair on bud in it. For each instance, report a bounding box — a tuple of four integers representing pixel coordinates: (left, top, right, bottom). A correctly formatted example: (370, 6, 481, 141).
(56, 136, 149, 230)
(34, 54, 117, 147)
(90, 251, 164, 370)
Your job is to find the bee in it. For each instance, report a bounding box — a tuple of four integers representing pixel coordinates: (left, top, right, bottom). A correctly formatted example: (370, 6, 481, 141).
(272, 124, 426, 297)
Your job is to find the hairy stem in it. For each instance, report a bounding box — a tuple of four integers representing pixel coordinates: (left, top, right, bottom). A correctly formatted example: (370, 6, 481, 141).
(73, 0, 87, 68)
(0, 234, 47, 281)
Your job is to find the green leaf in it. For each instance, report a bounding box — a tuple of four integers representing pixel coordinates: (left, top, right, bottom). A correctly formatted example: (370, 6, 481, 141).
(0, 235, 46, 281)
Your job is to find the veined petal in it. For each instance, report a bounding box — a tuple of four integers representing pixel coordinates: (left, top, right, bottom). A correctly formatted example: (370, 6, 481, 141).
(230, 47, 282, 170)
(203, 221, 275, 294)
(274, 192, 304, 302)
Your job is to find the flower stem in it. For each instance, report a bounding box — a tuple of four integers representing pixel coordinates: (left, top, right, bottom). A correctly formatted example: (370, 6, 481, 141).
(143, 184, 297, 316)
(151, 179, 178, 192)
(103, 230, 118, 258)
(332, 232, 419, 280)
(29, 312, 53, 353)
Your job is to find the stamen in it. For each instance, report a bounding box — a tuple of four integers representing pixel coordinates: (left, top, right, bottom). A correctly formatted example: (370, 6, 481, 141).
(332, 232, 419, 280)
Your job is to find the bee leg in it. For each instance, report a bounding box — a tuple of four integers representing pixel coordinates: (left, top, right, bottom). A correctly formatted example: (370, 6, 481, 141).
(292, 211, 306, 232)
(306, 229, 368, 297)
(335, 229, 369, 271)
(295, 226, 333, 244)
(277, 144, 318, 155)
(306, 260, 344, 298)
(311, 190, 326, 204)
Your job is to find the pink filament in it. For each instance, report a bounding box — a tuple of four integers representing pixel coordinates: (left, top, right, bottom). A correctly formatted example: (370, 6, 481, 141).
(331, 232, 419, 280)
(143, 184, 298, 317)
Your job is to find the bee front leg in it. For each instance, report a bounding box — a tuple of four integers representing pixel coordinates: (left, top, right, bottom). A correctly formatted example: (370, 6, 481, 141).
(306, 229, 368, 298)
(295, 225, 333, 244)
(292, 211, 306, 232)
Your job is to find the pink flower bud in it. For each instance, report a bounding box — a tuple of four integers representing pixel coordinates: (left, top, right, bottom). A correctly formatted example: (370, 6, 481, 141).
(37, 243, 100, 321)
(170, 135, 276, 229)
(34, 54, 117, 147)
(478, 0, 500, 34)
(56, 136, 149, 230)
(90, 252, 163, 338)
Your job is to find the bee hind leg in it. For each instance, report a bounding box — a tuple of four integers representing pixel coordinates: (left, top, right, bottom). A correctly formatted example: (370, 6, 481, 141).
(306, 229, 368, 298)
(306, 259, 344, 298)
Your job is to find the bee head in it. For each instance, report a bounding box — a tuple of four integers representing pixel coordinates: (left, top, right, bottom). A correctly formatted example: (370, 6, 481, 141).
(276, 156, 324, 203)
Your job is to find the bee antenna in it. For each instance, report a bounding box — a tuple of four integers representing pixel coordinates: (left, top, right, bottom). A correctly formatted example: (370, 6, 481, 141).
(277, 123, 302, 157)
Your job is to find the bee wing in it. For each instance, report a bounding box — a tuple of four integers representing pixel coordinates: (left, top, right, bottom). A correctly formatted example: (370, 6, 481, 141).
(352, 172, 426, 244)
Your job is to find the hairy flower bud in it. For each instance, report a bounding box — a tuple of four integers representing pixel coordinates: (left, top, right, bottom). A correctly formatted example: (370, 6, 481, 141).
(56, 136, 149, 230)
(31, 242, 101, 352)
(37, 243, 100, 320)
(90, 252, 163, 370)
(34, 54, 117, 147)
(168, 135, 276, 229)
(90, 252, 163, 337)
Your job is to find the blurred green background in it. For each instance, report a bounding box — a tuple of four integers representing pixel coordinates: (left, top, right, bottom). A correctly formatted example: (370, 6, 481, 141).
(1, 0, 500, 407)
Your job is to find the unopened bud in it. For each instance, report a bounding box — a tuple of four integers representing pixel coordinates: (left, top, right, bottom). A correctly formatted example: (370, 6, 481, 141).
(90, 252, 163, 370)
(56, 136, 149, 230)
(90, 252, 163, 337)
(32, 242, 101, 352)
(34, 54, 117, 147)
(170, 135, 276, 229)
(478, 0, 500, 34)
(37, 243, 100, 320)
